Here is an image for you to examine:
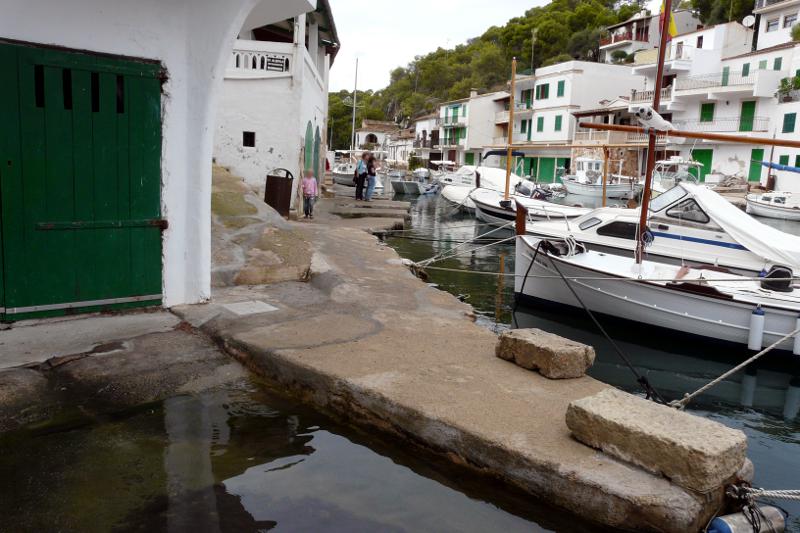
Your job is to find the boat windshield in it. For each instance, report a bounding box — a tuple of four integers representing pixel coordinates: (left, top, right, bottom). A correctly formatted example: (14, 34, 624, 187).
(650, 186, 687, 212)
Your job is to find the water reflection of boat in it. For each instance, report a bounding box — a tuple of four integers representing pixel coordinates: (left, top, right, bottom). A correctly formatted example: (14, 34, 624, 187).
(512, 308, 800, 419)
(528, 182, 800, 276)
(559, 157, 641, 199)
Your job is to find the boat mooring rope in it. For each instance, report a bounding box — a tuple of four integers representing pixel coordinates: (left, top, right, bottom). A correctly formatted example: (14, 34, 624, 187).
(742, 488, 800, 502)
(669, 326, 800, 410)
(415, 222, 515, 268)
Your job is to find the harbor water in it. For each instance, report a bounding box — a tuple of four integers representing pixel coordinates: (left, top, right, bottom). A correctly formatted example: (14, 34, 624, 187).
(385, 192, 800, 532)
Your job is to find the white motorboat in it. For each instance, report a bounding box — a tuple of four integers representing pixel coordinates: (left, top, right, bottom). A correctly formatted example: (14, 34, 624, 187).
(471, 188, 591, 227)
(560, 157, 642, 199)
(652, 157, 701, 195)
(746, 192, 800, 221)
(331, 162, 357, 186)
(440, 166, 526, 211)
(527, 182, 800, 276)
(515, 235, 800, 351)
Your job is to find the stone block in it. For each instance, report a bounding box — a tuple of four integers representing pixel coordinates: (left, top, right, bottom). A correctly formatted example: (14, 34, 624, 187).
(566, 388, 748, 493)
(496, 328, 595, 379)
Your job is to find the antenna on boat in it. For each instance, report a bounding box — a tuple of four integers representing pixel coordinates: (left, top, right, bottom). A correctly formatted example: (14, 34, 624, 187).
(504, 57, 517, 201)
(635, 0, 674, 264)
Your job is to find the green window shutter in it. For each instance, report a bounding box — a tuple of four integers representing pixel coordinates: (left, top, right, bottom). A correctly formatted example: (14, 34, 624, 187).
(774, 57, 783, 71)
(537, 116, 544, 132)
(526, 89, 532, 108)
(462, 104, 467, 117)
(555, 115, 563, 131)
(557, 80, 565, 97)
(700, 103, 715, 122)
(759, 60, 767, 70)
(543, 83, 549, 99)
(779, 154, 790, 166)
(783, 112, 796, 133)
(521, 120, 527, 133)
(795, 155, 800, 168)
(721, 66, 730, 86)
(742, 63, 750, 77)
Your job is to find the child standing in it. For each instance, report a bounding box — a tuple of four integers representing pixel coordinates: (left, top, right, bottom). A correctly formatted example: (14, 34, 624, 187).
(301, 169, 318, 219)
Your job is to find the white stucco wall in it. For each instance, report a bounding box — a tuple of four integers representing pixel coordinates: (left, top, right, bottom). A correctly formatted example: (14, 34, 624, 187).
(758, 5, 800, 50)
(2, 0, 314, 307)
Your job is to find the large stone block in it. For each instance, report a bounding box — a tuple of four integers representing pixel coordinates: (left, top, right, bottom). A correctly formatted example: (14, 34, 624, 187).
(566, 388, 748, 493)
(496, 328, 595, 379)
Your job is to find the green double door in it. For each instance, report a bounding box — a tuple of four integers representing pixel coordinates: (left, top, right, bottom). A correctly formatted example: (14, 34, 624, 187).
(0, 42, 164, 320)
(690, 149, 713, 182)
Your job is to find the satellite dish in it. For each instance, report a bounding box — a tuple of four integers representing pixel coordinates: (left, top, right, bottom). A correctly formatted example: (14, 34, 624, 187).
(743, 15, 756, 28)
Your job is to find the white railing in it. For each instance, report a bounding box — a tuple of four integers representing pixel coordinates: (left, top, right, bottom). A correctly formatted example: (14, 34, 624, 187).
(676, 70, 754, 91)
(673, 116, 770, 132)
(573, 130, 611, 143)
(630, 86, 673, 103)
(492, 136, 509, 145)
(495, 110, 510, 123)
(226, 40, 294, 79)
(633, 45, 694, 66)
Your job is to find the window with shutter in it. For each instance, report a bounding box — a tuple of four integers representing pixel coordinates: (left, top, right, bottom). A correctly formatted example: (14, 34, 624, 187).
(557, 80, 565, 97)
(555, 115, 563, 131)
(537, 116, 544, 132)
(700, 103, 715, 122)
(783, 112, 796, 133)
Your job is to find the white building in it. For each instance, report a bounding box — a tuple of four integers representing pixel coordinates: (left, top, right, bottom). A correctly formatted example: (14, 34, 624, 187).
(755, 0, 800, 50)
(629, 20, 800, 189)
(436, 89, 508, 166)
(214, 1, 338, 209)
(600, 10, 701, 63)
(0, 0, 316, 320)
(507, 61, 644, 181)
(355, 120, 398, 151)
(387, 128, 415, 165)
(411, 113, 441, 165)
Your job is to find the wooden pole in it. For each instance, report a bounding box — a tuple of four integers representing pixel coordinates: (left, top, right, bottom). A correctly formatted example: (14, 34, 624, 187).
(578, 122, 800, 149)
(515, 200, 528, 235)
(636, 0, 673, 264)
(602, 146, 609, 208)
(505, 58, 518, 200)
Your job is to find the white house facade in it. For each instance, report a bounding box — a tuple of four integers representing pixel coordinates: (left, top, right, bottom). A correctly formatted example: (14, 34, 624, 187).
(214, 2, 338, 211)
(0, 0, 315, 320)
(600, 10, 700, 63)
(508, 61, 644, 181)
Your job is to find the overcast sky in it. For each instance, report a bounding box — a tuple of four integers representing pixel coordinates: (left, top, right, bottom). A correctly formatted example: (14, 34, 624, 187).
(328, 0, 542, 92)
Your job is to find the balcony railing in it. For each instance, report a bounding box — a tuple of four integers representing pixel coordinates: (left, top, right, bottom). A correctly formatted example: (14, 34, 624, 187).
(600, 31, 649, 47)
(626, 132, 670, 143)
(413, 139, 433, 148)
(633, 45, 694, 66)
(491, 136, 509, 145)
(675, 70, 754, 91)
(630, 86, 673, 103)
(673, 116, 770, 132)
(226, 40, 293, 79)
(495, 110, 510, 123)
(441, 116, 467, 127)
(755, 0, 791, 9)
(573, 130, 611, 143)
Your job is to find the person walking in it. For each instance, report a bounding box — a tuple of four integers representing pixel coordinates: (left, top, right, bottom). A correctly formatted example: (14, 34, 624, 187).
(354, 153, 368, 200)
(365, 154, 378, 202)
(301, 169, 318, 219)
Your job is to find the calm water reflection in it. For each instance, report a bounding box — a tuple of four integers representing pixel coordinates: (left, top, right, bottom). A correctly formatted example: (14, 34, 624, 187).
(387, 192, 800, 532)
(0, 379, 604, 532)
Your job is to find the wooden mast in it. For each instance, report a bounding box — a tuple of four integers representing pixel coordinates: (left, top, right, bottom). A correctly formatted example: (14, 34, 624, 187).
(636, 0, 673, 263)
(504, 58, 518, 200)
(602, 146, 609, 207)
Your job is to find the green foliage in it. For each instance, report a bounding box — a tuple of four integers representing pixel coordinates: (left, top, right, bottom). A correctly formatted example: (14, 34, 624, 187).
(692, 0, 754, 25)
(611, 50, 629, 63)
(408, 155, 426, 170)
(328, 0, 648, 148)
(792, 24, 800, 42)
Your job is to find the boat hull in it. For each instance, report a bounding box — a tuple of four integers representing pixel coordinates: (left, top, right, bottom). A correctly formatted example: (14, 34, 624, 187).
(391, 180, 425, 195)
(562, 180, 641, 199)
(514, 236, 799, 350)
(746, 198, 800, 221)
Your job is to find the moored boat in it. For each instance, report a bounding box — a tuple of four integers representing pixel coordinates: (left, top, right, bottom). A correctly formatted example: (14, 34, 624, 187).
(440, 166, 526, 211)
(746, 192, 800, 221)
(560, 157, 641, 199)
(471, 188, 591, 227)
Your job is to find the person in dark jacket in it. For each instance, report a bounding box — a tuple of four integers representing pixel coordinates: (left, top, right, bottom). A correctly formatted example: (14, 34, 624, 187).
(353, 152, 368, 200)
(365, 154, 378, 201)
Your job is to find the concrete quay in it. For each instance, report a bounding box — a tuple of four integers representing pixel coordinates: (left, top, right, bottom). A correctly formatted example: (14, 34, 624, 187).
(172, 178, 745, 531)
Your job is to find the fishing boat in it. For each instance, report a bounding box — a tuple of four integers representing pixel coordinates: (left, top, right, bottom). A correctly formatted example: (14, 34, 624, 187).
(746, 192, 800, 221)
(440, 166, 526, 211)
(390, 170, 440, 195)
(526, 182, 800, 275)
(560, 157, 642, 199)
(514, 235, 800, 351)
(652, 157, 701, 195)
(471, 188, 590, 227)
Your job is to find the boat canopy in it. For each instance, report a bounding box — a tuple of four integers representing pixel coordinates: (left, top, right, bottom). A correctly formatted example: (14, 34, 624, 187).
(761, 161, 800, 174)
(678, 183, 800, 268)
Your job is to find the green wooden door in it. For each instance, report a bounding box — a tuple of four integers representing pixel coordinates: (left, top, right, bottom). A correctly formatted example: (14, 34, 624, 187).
(464, 152, 474, 165)
(538, 157, 556, 183)
(748, 148, 764, 182)
(690, 149, 713, 182)
(721, 66, 730, 87)
(0, 42, 163, 320)
(739, 101, 756, 132)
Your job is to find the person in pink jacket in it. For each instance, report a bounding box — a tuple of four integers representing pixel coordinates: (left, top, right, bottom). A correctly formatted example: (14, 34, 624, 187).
(301, 169, 319, 219)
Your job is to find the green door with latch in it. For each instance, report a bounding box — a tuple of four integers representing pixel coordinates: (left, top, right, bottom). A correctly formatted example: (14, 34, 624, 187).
(739, 101, 756, 132)
(748, 148, 764, 182)
(0, 42, 163, 321)
(464, 152, 474, 165)
(690, 149, 713, 182)
(538, 157, 556, 183)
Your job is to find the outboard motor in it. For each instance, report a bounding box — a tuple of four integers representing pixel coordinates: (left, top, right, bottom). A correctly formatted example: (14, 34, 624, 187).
(761, 265, 794, 293)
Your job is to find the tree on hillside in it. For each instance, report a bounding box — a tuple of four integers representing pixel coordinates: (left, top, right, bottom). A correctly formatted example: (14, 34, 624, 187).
(692, 0, 753, 25)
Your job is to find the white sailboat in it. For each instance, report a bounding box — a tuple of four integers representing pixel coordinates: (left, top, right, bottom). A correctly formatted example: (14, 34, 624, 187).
(471, 188, 590, 227)
(560, 157, 642, 199)
(440, 166, 526, 212)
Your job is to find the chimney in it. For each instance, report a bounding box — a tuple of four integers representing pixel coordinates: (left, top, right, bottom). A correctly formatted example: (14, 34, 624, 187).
(470, 88, 478, 98)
